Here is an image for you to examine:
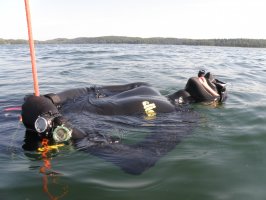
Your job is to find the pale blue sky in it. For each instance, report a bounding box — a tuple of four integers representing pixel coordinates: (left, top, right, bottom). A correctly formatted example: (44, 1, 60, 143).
(1, 0, 266, 40)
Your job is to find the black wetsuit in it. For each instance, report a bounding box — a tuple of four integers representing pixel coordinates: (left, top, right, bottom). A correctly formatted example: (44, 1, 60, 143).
(53, 82, 175, 115)
(22, 82, 198, 174)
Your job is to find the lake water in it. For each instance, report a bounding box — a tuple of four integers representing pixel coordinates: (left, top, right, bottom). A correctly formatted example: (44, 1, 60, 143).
(1, 44, 266, 200)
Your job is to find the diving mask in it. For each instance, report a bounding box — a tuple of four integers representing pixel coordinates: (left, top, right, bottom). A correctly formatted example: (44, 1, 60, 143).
(34, 116, 53, 134)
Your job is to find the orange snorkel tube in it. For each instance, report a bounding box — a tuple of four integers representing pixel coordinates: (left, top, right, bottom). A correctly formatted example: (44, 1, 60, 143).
(24, 3, 69, 198)
(24, 0, 40, 96)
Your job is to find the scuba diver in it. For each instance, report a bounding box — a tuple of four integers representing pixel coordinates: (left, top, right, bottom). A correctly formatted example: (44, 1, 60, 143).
(22, 82, 199, 174)
(21, 74, 226, 174)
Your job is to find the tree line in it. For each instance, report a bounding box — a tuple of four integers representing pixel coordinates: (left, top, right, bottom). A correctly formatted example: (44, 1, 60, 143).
(1, 36, 266, 48)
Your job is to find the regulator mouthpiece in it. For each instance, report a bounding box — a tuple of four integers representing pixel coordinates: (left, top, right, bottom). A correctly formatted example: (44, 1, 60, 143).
(52, 125, 72, 142)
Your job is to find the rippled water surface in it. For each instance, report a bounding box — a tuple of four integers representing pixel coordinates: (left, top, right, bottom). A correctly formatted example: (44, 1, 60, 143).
(1, 44, 266, 200)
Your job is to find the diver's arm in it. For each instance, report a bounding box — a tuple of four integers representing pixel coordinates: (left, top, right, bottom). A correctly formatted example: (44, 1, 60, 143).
(100, 82, 151, 93)
(71, 127, 87, 140)
(45, 83, 151, 105)
(45, 87, 92, 106)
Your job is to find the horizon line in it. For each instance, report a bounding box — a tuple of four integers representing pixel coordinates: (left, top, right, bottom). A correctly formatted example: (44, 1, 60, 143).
(1, 36, 266, 41)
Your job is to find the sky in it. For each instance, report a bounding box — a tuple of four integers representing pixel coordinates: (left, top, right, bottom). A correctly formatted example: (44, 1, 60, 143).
(1, 0, 266, 40)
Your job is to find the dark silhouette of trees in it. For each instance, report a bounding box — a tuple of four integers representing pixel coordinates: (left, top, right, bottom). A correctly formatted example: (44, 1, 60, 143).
(1, 36, 266, 48)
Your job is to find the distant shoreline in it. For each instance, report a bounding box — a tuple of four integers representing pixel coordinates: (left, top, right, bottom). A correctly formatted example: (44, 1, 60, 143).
(1, 36, 266, 48)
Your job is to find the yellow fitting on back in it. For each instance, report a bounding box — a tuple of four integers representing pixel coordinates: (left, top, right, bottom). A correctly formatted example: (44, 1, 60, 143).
(142, 101, 157, 118)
